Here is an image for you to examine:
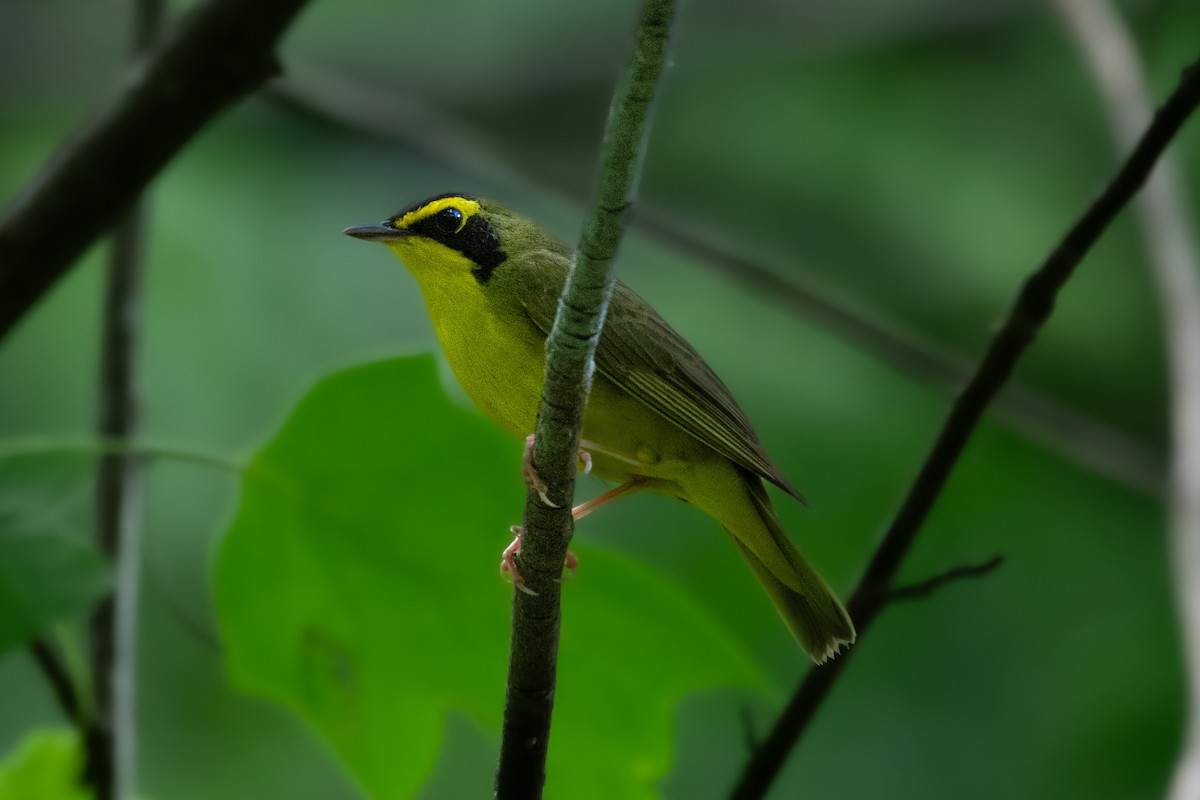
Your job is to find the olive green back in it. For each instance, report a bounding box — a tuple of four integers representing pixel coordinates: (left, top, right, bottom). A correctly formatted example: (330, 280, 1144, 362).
(482, 202, 803, 502)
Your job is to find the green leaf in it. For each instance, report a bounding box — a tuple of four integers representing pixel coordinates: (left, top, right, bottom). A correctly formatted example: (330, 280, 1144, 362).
(215, 355, 765, 799)
(0, 454, 110, 655)
(0, 729, 89, 800)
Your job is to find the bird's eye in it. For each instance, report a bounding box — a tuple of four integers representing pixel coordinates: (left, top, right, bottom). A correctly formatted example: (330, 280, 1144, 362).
(434, 207, 463, 233)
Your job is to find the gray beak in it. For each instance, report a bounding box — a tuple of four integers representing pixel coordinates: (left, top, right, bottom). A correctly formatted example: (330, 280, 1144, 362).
(343, 223, 406, 241)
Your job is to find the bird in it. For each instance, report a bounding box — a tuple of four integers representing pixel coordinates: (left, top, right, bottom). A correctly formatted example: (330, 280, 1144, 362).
(344, 192, 855, 663)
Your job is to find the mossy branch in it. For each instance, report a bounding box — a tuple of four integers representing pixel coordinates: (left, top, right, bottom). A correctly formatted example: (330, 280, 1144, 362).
(493, 1, 676, 797)
(0, 0, 313, 342)
(730, 54, 1200, 800)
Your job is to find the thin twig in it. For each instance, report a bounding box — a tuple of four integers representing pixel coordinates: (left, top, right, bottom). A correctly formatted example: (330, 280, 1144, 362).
(85, 2, 162, 796)
(730, 55, 1200, 800)
(493, 2, 676, 797)
(267, 68, 1165, 499)
(884, 556, 1004, 603)
(0, 436, 244, 474)
(739, 707, 761, 754)
(1050, 3, 1200, 797)
(28, 638, 82, 724)
(0, 0, 313, 342)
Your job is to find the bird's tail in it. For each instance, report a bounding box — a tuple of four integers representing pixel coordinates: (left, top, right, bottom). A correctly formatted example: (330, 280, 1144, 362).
(729, 481, 856, 664)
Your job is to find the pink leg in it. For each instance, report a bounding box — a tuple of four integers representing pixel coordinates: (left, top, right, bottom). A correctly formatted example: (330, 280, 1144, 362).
(522, 435, 630, 507)
(501, 477, 649, 591)
(508, 437, 648, 592)
(571, 476, 649, 521)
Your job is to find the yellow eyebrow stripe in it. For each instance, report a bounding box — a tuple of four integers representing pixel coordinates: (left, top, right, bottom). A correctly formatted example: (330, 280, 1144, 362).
(395, 196, 481, 230)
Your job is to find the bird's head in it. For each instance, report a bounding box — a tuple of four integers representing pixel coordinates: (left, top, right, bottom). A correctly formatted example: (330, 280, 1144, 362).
(346, 193, 559, 287)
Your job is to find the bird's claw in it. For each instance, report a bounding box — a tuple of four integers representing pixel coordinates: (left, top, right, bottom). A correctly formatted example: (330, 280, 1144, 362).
(523, 434, 597, 505)
(501, 527, 539, 595)
(500, 525, 577, 593)
(522, 434, 561, 508)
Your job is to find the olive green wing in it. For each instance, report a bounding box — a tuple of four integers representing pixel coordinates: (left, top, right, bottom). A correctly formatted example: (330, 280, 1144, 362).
(517, 260, 803, 501)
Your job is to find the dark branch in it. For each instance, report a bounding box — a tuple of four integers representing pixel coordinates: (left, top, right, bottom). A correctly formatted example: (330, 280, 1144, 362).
(85, 2, 161, 796)
(730, 56, 1200, 800)
(493, 2, 676, 798)
(1051, 4, 1200, 793)
(884, 556, 1004, 603)
(0, 0, 314, 342)
(28, 638, 82, 724)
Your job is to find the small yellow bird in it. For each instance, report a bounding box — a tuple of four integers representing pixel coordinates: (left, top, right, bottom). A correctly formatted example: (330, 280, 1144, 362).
(345, 193, 855, 663)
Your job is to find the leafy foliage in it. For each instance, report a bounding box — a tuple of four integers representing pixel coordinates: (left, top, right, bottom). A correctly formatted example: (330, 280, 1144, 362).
(215, 355, 765, 798)
(0, 730, 89, 800)
(1, 1, 1196, 797)
(0, 454, 109, 655)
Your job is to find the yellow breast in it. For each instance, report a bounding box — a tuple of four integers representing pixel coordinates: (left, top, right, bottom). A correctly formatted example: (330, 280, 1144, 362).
(408, 255, 546, 439)
(397, 237, 708, 498)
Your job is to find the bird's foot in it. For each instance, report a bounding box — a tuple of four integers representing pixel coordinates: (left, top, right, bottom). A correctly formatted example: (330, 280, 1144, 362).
(522, 434, 599, 506)
(522, 435, 559, 507)
(500, 525, 579, 595)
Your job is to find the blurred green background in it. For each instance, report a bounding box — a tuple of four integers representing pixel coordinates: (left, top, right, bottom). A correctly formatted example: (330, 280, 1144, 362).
(1, 0, 1197, 797)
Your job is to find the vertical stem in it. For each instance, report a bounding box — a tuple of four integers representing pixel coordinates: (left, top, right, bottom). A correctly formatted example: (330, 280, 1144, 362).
(493, 1, 676, 797)
(1049, 3, 1200, 795)
(86, 2, 163, 797)
(0, 0, 311, 343)
(87, 209, 147, 800)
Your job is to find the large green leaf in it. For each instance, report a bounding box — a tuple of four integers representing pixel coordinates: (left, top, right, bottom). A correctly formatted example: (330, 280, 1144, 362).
(0, 730, 89, 800)
(215, 355, 766, 798)
(0, 453, 110, 655)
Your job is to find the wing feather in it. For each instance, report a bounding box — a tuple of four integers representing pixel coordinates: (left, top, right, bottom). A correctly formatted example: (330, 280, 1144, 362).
(515, 251, 803, 501)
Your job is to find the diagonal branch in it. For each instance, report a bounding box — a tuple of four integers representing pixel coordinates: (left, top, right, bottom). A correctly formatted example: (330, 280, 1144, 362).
(0, 0, 314, 342)
(28, 637, 82, 725)
(493, 1, 676, 797)
(730, 55, 1200, 800)
(884, 556, 1004, 603)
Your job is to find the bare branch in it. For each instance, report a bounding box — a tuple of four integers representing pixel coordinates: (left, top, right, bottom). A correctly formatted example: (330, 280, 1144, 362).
(884, 556, 1004, 603)
(493, 1, 676, 797)
(730, 54, 1200, 800)
(0, 0, 314, 342)
(28, 638, 82, 724)
(1050, 3, 1200, 797)
(85, 3, 162, 796)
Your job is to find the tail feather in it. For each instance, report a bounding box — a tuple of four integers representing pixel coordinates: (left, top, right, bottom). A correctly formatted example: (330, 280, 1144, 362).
(733, 481, 856, 664)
